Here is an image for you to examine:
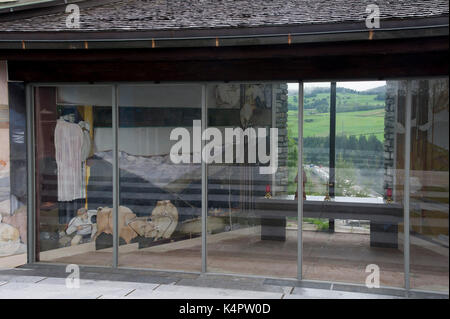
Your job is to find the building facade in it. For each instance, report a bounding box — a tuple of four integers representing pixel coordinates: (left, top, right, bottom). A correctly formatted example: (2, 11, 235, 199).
(0, 0, 448, 295)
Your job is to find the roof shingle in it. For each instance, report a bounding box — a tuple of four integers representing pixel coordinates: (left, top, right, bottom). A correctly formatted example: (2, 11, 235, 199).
(0, 0, 448, 32)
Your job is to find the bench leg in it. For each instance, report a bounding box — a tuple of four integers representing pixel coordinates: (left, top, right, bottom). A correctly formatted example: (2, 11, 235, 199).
(261, 217, 286, 241)
(370, 222, 398, 248)
(328, 219, 335, 233)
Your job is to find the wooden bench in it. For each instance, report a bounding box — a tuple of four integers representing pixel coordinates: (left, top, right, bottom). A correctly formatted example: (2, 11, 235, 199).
(254, 195, 403, 248)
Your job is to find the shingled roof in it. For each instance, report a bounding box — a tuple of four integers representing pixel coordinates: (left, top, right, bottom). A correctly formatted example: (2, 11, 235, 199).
(0, 0, 448, 33)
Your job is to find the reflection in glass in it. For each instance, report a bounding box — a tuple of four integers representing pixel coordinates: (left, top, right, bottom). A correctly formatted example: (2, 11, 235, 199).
(117, 84, 202, 271)
(1, 80, 27, 258)
(408, 79, 449, 292)
(206, 83, 298, 277)
(35, 86, 113, 265)
(29, 80, 448, 291)
(302, 81, 404, 287)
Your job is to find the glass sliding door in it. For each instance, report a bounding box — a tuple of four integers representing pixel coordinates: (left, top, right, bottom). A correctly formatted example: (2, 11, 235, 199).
(117, 84, 202, 272)
(206, 82, 298, 277)
(35, 85, 113, 266)
(302, 81, 405, 288)
(407, 78, 449, 292)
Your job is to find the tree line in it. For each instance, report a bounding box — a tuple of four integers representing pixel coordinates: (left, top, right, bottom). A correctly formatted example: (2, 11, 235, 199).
(288, 134, 384, 170)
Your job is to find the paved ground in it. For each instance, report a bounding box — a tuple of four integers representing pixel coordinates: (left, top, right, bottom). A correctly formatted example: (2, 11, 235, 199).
(0, 264, 446, 299)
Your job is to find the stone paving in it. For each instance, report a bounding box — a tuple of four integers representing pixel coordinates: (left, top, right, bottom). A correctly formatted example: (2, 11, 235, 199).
(0, 264, 446, 299)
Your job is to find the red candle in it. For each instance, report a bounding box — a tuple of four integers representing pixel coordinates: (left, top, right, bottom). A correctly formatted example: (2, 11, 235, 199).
(387, 188, 392, 197)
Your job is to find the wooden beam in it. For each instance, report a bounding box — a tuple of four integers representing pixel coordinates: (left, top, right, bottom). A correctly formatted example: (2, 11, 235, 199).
(1, 36, 448, 62)
(7, 51, 449, 82)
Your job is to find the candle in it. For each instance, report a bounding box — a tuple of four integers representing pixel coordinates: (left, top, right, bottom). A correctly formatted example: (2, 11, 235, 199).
(387, 188, 392, 197)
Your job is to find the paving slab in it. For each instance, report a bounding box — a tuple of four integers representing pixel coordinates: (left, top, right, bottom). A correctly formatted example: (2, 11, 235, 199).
(0, 282, 103, 299)
(35, 277, 95, 286)
(80, 272, 179, 285)
(0, 280, 155, 299)
(177, 274, 292, 294)
(0, 264, 443, 299)
(19, 263, 199, 280)
(14, 264, 187, 285)
(0, 274, 47, 283)
(332, 283, 406, 297)
(265, 278, 332, 290)
(88, 280, 158, 290)
(0, 267, 62, 279)
(99, 282, 159, 299)
(0, 276, 432, 299)
(124, 284, 284, 299)
(288, 287, 399, 299)
(23, 284, 106, 299)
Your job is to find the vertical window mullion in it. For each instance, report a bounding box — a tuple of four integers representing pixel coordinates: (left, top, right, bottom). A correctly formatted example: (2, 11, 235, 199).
(297, 81, 304, 280)
(201, 84, 207, 273)
(403, 80, 412, 291)
(112, 84, 119, 268)
(26, 84, 36, 263)
(329, 82, 337, 232)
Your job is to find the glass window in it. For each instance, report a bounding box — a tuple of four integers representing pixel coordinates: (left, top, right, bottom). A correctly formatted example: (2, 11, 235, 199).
(1, 65, 28, 258)
(206, 82, 298, 277)
(302, 82, 331, 233)
(302, 81, 405, 288)
(117, 84, 202, 271)
(335, 81, 386, 199)
(35, 85, 113, 266)
(28, 79, 449, 292)
(408, 78, 449, 292)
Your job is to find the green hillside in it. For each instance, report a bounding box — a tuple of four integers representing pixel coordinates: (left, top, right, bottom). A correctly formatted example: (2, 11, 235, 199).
(285, 85, 387, 198)
(287, 109, 385, 141)
(287, 87, 386, 142)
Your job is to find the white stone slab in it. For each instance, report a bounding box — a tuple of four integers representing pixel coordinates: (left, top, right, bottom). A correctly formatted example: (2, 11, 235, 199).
(125, 284, 283, 299)
(35, 277, 97, 286)
(0, 277, 160, 299)
(0, 275, 400, 299)
(0, 282, 99, 299)
(94, 281, 159, 298)
(287, 287, 399, 299)
(0, 275, 46, 283)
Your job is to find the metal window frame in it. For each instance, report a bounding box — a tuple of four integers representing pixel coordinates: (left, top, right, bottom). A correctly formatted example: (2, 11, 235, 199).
(112, 84, 119, 267)
(393, 81, 400, 201)
(26, 83, 35, 263)
(271, 85, 277, 197)
(201, 83, 207, 273)
(297, 81, 304, 280)
(403, 80, 412, 292)
(24, 78, 447, 295)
